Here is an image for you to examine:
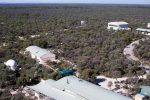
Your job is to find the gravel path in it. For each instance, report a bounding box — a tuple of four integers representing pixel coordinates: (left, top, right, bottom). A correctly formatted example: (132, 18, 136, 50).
(123, 40, 139, 61)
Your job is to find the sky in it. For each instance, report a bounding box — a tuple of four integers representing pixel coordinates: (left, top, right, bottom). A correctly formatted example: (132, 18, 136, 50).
(0, 0, 150, 4)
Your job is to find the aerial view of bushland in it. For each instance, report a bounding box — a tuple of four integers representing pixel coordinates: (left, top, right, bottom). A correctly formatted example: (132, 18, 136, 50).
(0, 4, 150, 99)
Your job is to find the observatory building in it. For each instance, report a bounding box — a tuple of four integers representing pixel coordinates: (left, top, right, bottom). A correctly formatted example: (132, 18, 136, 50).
(4, 59, 17, 71)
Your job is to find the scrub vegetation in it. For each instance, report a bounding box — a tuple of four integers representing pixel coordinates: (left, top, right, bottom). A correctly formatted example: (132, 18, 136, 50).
(134, 38, 150, 65)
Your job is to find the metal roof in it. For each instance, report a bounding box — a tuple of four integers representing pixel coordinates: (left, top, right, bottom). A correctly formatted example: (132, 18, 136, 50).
(140, 86, 150, 97)
(28, 76, 132, 100)
(108, 21, 128, 25)
(26, 46, 55, 58)
(136, 28, 150, 33)
(28, 79, 86, 100)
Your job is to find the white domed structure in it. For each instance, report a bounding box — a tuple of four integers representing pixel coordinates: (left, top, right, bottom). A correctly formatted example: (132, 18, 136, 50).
(4, 59, 17, 71)
(81, 20, 86, 26)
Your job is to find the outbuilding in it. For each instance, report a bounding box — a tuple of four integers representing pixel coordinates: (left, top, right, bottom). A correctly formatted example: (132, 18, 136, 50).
(135, 86, 150, 100)
(140, 86, 150, 97)
(107, 21, 131, 31)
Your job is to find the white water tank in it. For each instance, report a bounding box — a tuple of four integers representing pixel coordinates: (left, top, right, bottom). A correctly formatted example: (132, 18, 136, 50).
(147, 23, 150, 28)
(4, 59, 17, 71)
(81, 20, 86, 26)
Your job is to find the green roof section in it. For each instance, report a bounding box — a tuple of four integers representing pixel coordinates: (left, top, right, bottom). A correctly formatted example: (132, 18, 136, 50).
(57, 69, 76, 76)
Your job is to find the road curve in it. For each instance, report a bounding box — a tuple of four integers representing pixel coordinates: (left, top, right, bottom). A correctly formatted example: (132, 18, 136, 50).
(123, 39, 150, 73)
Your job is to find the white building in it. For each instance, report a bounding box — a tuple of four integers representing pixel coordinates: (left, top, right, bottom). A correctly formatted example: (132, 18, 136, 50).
(107, 21, 131, 31)
(136, 28, 150, 36)
(4, 59, 17, 71)
(26, 76, 132, 100)
(25, 46, 59, 63)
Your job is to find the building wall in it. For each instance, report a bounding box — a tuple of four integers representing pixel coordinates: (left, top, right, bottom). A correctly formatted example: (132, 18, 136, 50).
(30, 53, 42, 63)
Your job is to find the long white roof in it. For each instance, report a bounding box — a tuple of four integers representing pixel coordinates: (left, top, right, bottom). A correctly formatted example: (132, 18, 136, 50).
(108, 21, 128, 25)
(28, 76, 132, 100)
(136, 28, 150, 33)
(26, 45, 55, 58)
